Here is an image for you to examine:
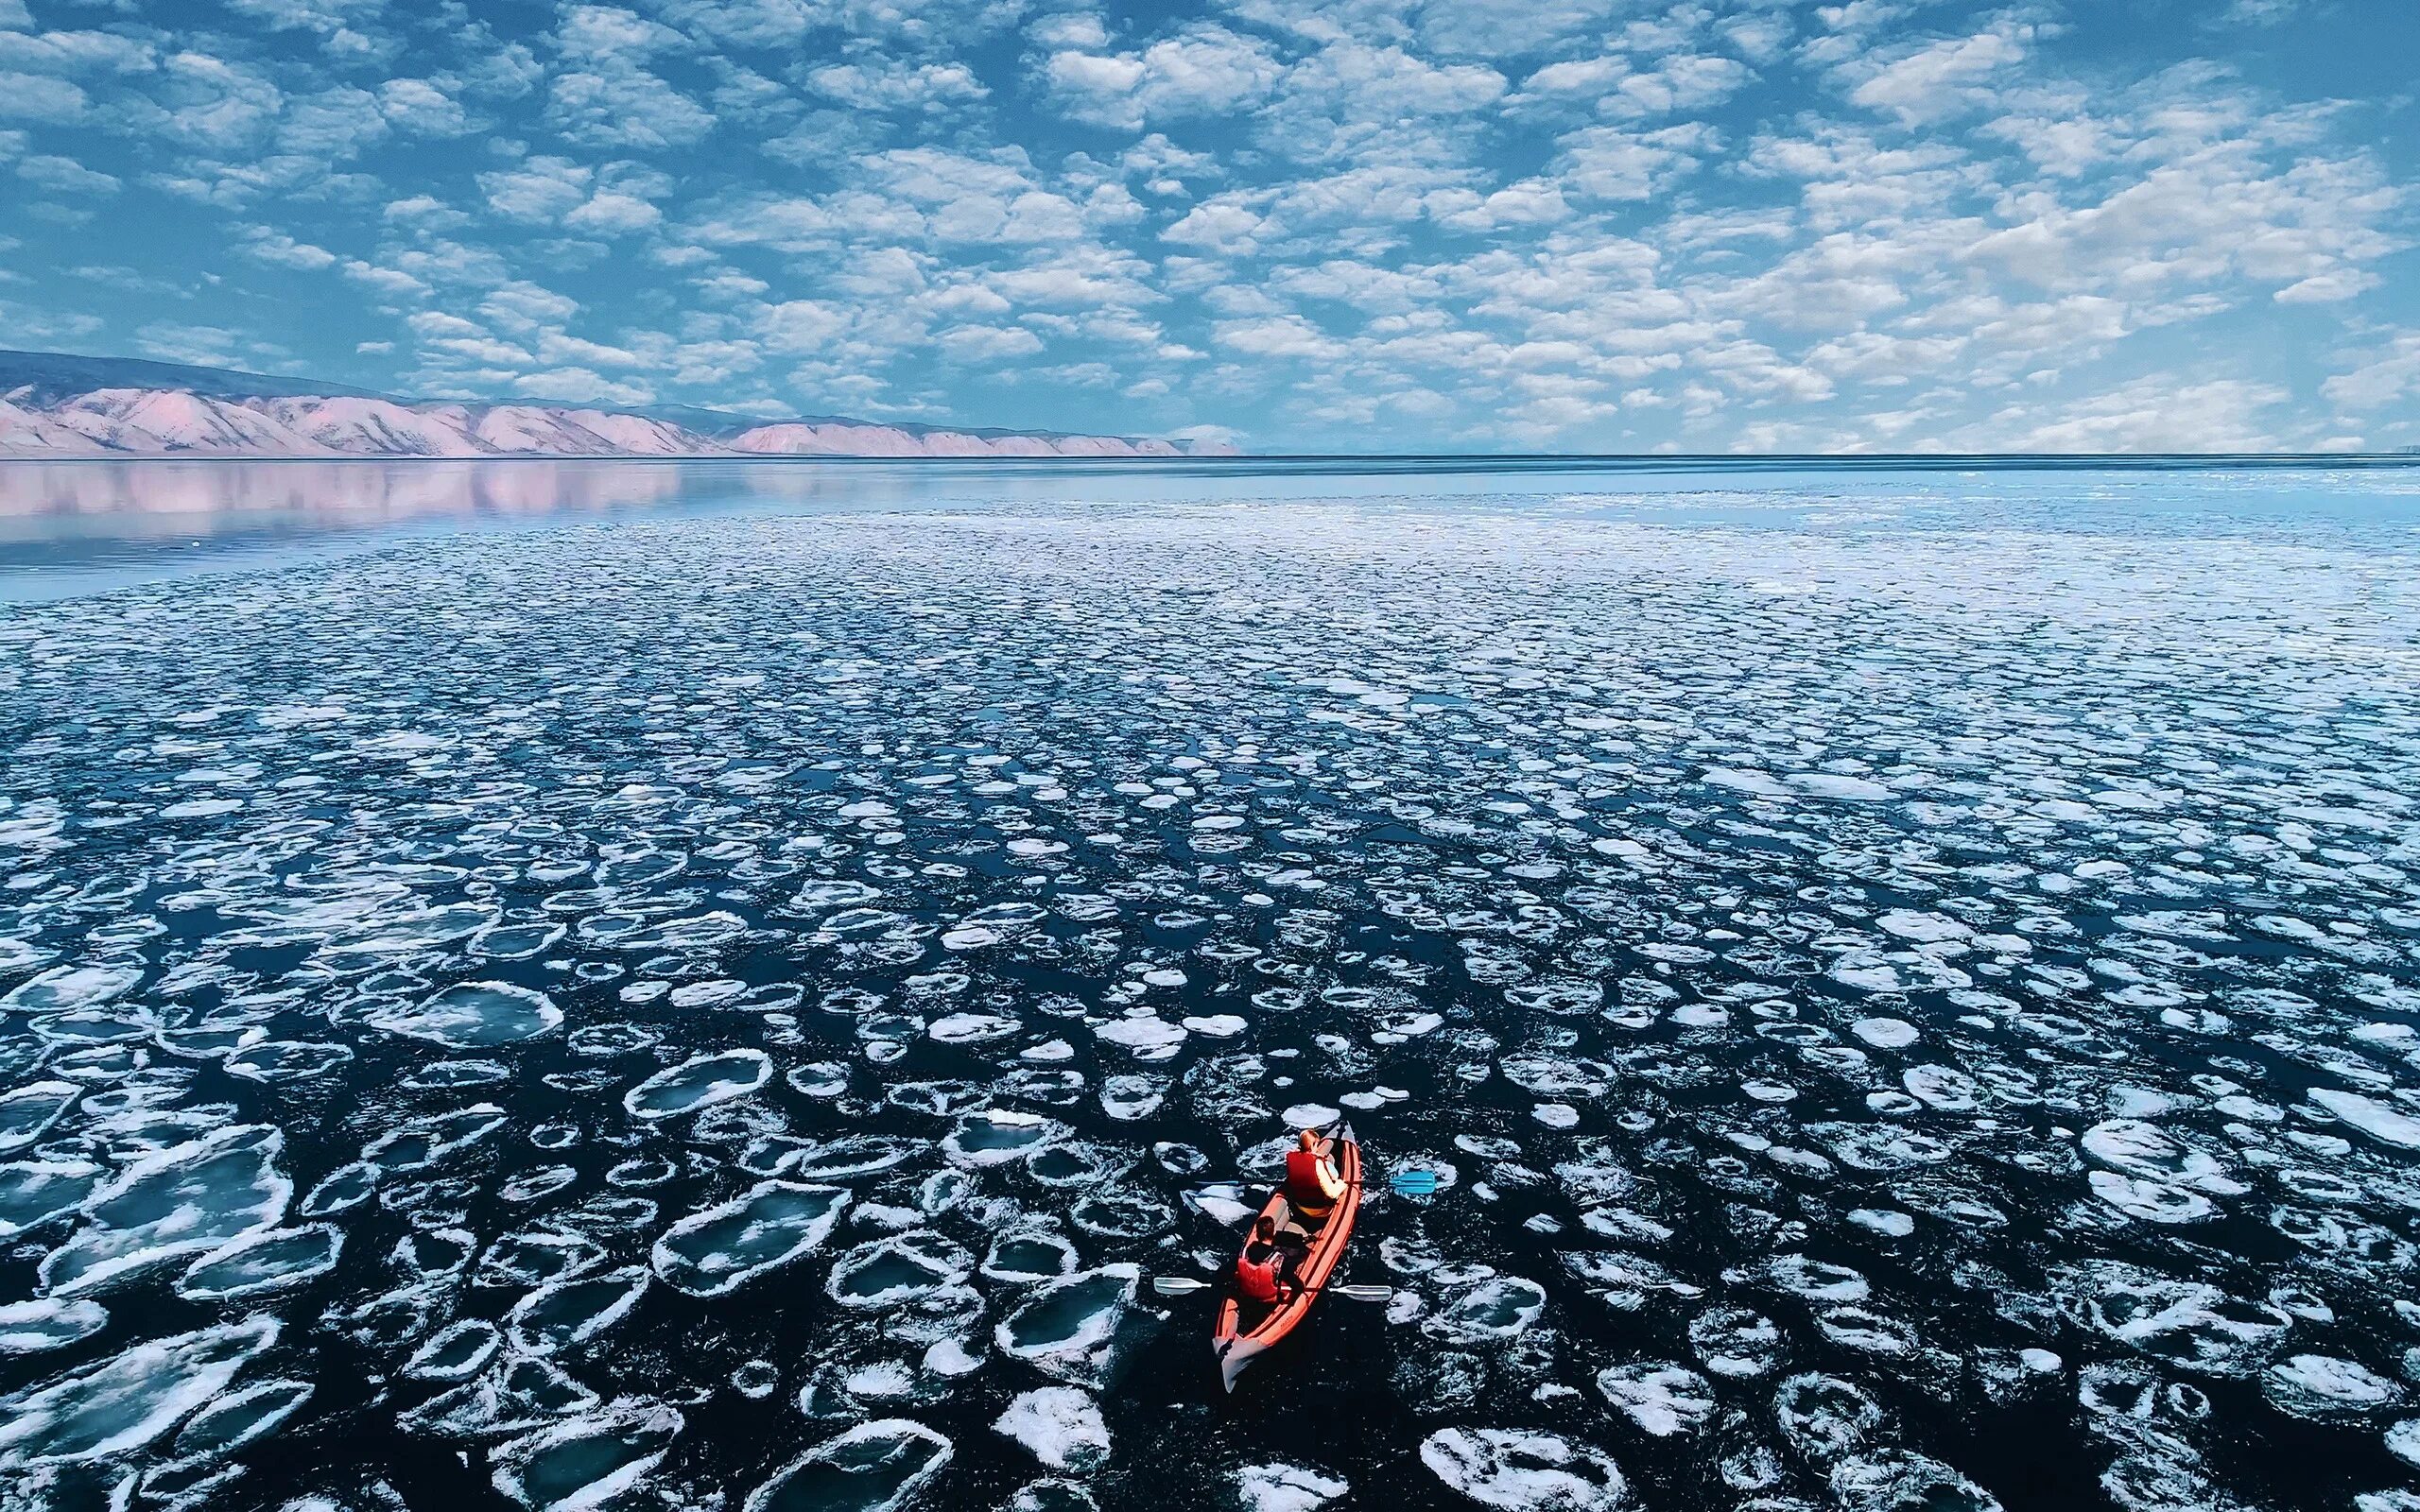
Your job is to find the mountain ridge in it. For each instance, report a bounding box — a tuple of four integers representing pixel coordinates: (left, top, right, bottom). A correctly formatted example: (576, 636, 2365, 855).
(0, 350, 1235, 459)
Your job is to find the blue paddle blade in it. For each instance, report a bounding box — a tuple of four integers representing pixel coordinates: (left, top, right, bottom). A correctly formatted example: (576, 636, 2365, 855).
(1390, 1169, 1441, 1197)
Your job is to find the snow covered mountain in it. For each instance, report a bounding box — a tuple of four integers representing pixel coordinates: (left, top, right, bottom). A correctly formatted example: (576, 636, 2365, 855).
(0, 352, 1235, 459)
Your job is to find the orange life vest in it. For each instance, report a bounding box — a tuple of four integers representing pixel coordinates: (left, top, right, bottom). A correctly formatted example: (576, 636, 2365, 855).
(1285, 1148, 1338, 1215)
(1236, 1244, 1284, 1303)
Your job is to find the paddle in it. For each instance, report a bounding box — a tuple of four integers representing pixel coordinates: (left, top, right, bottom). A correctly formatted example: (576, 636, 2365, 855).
(1388, 1168, 1442, 1198)
(1151, 1277, 1393, 1302)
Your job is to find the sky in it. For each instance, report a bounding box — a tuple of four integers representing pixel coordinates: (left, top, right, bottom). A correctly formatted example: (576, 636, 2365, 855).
(1, 0, 2415, 453)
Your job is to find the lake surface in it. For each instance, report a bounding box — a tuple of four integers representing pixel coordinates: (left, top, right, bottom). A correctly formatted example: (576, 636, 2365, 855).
(3, 458, 2419, 1512)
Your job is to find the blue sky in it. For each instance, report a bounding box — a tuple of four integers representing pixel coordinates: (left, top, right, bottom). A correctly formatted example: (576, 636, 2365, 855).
(1, 0, 2413, 452)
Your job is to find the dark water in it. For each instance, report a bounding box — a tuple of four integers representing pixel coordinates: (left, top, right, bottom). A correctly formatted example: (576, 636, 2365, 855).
(2, 463, 2419, 1512)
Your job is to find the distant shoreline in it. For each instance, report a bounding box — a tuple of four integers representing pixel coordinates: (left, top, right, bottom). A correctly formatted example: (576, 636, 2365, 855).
(2, 451, 2415, 470)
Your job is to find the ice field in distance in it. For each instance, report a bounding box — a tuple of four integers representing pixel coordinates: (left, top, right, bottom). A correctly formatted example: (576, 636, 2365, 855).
(0, 464, 2417, 1511)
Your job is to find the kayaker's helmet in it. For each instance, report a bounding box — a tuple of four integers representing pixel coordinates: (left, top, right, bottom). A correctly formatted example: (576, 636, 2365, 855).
(1298, 1128, 1319, 1151)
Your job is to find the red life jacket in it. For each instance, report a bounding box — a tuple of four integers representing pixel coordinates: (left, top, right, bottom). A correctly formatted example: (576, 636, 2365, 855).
(1236, 1245, 1283, 1303)
(1285, 1148, 1337, 1213)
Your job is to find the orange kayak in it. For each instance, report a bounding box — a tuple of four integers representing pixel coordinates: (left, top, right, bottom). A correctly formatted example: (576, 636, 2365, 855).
(1213, 1123, 1362, 1391)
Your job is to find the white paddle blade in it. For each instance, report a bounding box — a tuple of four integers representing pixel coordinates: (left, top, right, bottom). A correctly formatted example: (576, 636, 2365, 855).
(1332, 1284, 1393, 1302)
(1152, 1277, 1212, 1296)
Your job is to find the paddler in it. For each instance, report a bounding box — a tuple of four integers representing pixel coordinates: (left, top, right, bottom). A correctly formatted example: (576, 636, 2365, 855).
(1235, 1213, 1297, 1304)
(1284, 1127, 1347, 1228)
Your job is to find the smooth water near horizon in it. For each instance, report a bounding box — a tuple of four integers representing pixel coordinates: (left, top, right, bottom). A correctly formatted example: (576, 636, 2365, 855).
(3, 460, 2420, 1512)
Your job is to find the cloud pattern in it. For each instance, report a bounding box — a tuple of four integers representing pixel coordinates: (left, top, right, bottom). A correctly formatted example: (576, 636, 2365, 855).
(0, 0, 2412, 450)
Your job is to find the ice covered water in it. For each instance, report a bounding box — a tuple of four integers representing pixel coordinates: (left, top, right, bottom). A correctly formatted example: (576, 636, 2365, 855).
(1, 466, 2417, 1510)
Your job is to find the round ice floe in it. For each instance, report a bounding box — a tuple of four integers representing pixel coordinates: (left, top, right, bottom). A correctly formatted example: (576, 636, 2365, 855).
(744, 1418, 952, 1512)
(653, 1182, 849, 1297)
(1237, 1462, 1348, 1512)
(1598, 1363, 1716, 1436)
(1100, 1075, 1167, 1122)
(0, 1158, 104, 1237)
(624, 1050, 772, 1121)
(471, 921, 566, 960)
(1828, 1450, 2001, 1512)
(492, 1401, 683, 1512)
(2262, 1354, 2406, 1419)
(2059, 1262, 2290, 1376)
(481, 1230, 607, 1290)
(166, 1378, 313, 1467)
(829, 1231, 975, 1309)
(1418, 1427, 1627, 1510)
(994, 1386, 1109, 1472)
(0, 1315, 278, 1468)
(0, 1082, 79, 1154)
(1500, 1056, 1612, 1100)
(2308, 1089, 2420, 1151)
(930, 1012, 1020, 1044)
(1094, 1015, 1186, 1058)
(176, 1224, 342, 1300)
(996, 1265, 1139, 1388)
(1767, 1254, 1869, 1303)
(368, 983, 562, 1048)
(41, 1124, 291, 1297)
(507, 1266, 648, 1355)
(1430, 1278, 1547, 1343)
(2087, 1171, 2217, 1225)
(1851, 1018, 1918, 1049)
(1773, 1374, 1883, 1464)
(406, 1320, 501, 1382)
(300, 1161, 377, 1216)
(985, 1229, 1078, 1284)
(2388, 1419, 2420, 1470)
(2, 962, 143, 1015)
(787, 1137, 918, 1180)
(1005, 1480, 1098, 1512)
(788, 1062, 852, 1098)
(1027, 1141, 1122, 1190)
(0, 1298, 109, 1356)
(1690, 1305, 1786, 1379)
(943, 1110, 1065, 1168)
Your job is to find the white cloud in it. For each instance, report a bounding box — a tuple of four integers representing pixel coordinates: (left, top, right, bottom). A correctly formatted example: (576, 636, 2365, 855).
(1257, 41, 1505, 163)
(0, 71, 88, 121)
(1967, 375, 2290, 451)
(0, 28, 158, 76)
(1554, 124, 1716, 201)
(512, 366, 656, 404)
(381, 78, 469, 135)
(277, 85, 390, 159)
(1844, 21, 2034, 125)
(2322, 332, 2420, 412)
(545, 66, 715, 148)
(558, 5, 692, 60)
(1161, 195, 1267, 255)
(1044, 25, 1284, 131)
(565, 191, 664, 234)
(16, 152, 118, 196)
(240, 229, 337, 269)
(936, 323, 1044, 362)
(480, 157, 593, 221)
(153, 53, 285, 150)
(805, 58, 987, 111)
